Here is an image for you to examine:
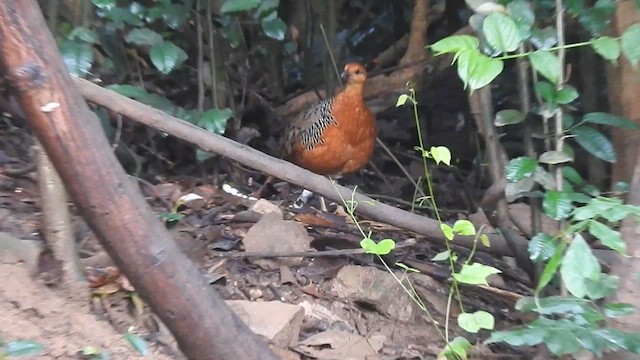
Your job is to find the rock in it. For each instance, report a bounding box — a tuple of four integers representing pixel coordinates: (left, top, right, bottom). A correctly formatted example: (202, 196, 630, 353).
(294, 330, 385, 360)
(226, 300, 304, 348)
(243, 212, 311, 269)
(250, 199, 283, 216)
(331, 265, 414, 322)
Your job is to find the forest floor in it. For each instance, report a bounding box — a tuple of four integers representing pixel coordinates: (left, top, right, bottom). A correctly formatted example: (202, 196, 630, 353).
(0, 89, 534, 359)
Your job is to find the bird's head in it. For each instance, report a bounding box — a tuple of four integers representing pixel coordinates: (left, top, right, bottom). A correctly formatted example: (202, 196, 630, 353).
(341, 63, 367, 85)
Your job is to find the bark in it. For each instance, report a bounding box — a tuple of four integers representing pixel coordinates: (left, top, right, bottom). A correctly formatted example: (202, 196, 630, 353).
(604, 147, 640, 358)
(0, 2, 276, 359)
(604, 3, 640, 354)
(607, 1, 640, 184)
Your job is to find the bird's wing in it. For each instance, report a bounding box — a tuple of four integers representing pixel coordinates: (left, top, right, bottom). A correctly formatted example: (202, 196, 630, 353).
(282, 98, 336, 155)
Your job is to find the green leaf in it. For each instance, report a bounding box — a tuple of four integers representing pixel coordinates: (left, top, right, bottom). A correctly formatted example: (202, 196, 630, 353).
(537, 242, 566, 292)
(534, 81, 555, 103)
(583, 112, 640, 129)
(589, 220, 625, 253)
(4, 340, 45, 356)
(563, 167, 585, 185)
(495, 109, 525, 126)
(486, 327, 545, 347)
(584, 273, 619, 300)
(106, 84, 150, 98)
(531, 319, 583, 355)
(456, 50, 504, 91)
(67, 27, 98, 43)
(92, 0, 116, 9)
(432, 250, 451, 262)
(440, 223, 454, 240)
(529, 26, 557, 49)
(453, 263, 501, 285)
(158, 212, 185, 222)
(613, 181, 631, 193)
(255, 0, 279, 17)
(555, 86, 579, 104)
(591, 36, 621, 63)
(124, 331, 149, 355)
(360, 238, 396, 255)
(103, 7, 144, 27)
(261, 17, 286, 40)
(561, 234, 601, 298)
(600, 205, 632, 222)
(505, 156, 538, 182)
(538, 150, 573, 165)
(480, 234, 490, 247)
(150, 41, 188, 74)
(505, 176, 535, 202)
(604, 303, 635, 318)
(220, 15, 243, 48)
(125, 28, 163, 46)
(572, 198, 617, 221)
(221, 0, 261, 13)
(59, 40, 94, 77)
(570, 125, 616, 163)
(543, 190, 573, 220)
(197, 108, 233, 134)
(528, 233, 556, 262)
(577, 3, 615, 36)
(507, 0, 535, 36)
(458, 311, 495, 333)
(529, 50, 561, 84)
(430, 35, 479, 55)
(507, 0, 534, 25)
(452, 219, 476, 236)
(106, 84, 176, 112)
(482, 12, 520, 53)
(621, 23, 640, 67)
(430, 146, 452, 166)
(440, 336, 471, 360)
(517, 296, 604, 324)
(532, 167, 556, 191)
(396, 94, 409, 107)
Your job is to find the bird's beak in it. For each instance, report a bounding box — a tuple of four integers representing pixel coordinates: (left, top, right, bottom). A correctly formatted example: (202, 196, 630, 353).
(340, 70, 348, 81)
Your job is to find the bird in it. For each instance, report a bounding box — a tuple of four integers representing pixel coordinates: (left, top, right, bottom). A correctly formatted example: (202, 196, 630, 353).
(282, 62, 377, 209)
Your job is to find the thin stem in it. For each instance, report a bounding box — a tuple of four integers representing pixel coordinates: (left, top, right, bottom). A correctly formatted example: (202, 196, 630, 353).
(319, 23, 341, 85)
(206, 0, 219, 108)
(497, 40, 593, 61)
(555, 0, 568, 297)
(196, 0, 204, 111)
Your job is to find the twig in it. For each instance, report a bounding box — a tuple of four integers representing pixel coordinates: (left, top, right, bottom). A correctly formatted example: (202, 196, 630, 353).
(111, 113, 123, 150)
(211, 239, 417, 258)
(376, 137, 426, 198)
(319, 22, 341, 86)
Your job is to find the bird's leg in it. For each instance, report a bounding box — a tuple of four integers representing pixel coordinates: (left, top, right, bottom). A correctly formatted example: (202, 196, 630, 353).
(293, 189, 329, 211)
(294, 189, 314, 209)
(319, 196, 328, 212)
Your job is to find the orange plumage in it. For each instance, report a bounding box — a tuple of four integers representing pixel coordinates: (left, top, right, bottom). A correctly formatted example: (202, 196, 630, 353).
(282, 63, 376, 176)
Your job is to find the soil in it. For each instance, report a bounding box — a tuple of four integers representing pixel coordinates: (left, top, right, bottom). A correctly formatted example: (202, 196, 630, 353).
(0, 252, 179, 359)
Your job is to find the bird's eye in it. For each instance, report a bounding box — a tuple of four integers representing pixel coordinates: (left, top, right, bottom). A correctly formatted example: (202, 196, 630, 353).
(354, 69, 361, 74)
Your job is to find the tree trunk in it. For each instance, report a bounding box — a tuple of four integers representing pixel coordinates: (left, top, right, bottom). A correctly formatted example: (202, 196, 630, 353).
(604, 4, 640, 356)
(0, 2, 276, 359)
(607, 1, 640, 185)
(604, 146, 640, 359)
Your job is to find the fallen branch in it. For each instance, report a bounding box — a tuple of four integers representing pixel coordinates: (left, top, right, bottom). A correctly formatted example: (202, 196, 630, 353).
(75, 78, 522, 257)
